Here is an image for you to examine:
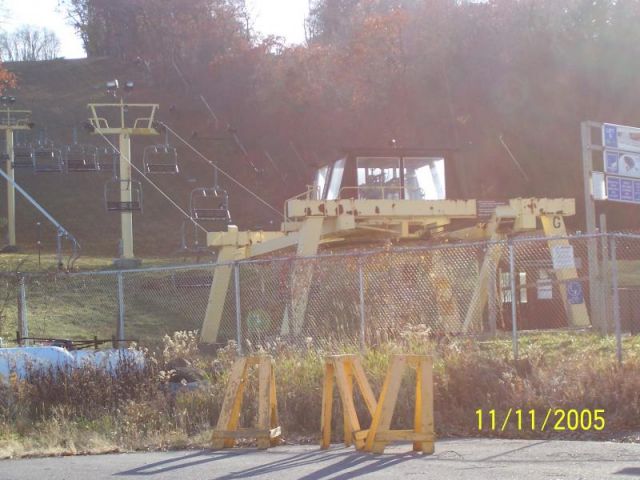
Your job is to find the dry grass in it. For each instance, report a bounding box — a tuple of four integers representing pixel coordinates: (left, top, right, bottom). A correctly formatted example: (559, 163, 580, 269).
(1, 331, 640, 459)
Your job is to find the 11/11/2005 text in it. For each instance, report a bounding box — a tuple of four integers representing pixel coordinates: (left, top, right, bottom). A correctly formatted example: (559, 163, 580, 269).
(475, 408, 605, 432)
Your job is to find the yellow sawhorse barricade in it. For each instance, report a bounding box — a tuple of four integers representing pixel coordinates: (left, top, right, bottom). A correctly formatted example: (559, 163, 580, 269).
(321, 354, 435, 454)
(212, 355, 281, 450)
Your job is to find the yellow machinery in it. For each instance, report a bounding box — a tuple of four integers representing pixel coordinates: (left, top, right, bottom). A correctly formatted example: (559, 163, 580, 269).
(87, 82, 159, 267)
(0, 99, 33, 251)
(200, 148, 589, 343)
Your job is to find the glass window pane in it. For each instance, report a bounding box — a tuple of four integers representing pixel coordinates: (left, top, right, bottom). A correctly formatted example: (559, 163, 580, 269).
(519, 272, 528, 304)
(500, 271, 512, 303)
(326, 157, 346, 200)
(313, 165, 329, 199)
(356, 157, 401, 199)
(403, 157, 446, 200)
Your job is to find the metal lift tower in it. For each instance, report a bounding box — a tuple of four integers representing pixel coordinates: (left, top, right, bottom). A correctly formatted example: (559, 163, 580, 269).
(0, 98, 33, 252)
(87, 81, 159, 267)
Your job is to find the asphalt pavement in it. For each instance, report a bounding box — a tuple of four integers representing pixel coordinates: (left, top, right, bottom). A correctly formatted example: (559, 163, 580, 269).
(2, 438, 640, 479)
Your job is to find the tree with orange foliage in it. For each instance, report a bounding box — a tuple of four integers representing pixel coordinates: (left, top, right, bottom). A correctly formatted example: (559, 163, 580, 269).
(0, 63, 16, 92)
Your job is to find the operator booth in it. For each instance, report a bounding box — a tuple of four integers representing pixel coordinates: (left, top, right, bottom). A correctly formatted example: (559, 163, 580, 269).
(309, 148, 463, 202)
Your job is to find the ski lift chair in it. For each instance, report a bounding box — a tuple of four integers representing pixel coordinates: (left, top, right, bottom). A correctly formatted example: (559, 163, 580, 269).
(104, 178, 143, 212)
(189, 187, 231, 231)
(11, 144, 34, 169)
(33, 144, 64, 173)
(143, 144, 179, 174)
(97, 146, 118, 174)
(65, 144, 100, 172)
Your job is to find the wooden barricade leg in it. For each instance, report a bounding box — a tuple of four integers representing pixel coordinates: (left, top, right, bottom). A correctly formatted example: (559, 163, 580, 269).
(320, 355, 378, 450)
(413, 357, 434, 454)
(365, 354, 435, 454)
(212, 355, 281, 450)
(257, 356, 272, 449)
(212, 357, 248, 449)
(366, 356, 406, 454)
(269, 359, 280, 447)
(320, 362, 335, 449)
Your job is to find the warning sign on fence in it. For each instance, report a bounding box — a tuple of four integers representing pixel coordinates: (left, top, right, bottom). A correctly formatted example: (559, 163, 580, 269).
(567, 281, 584, 305)
(551, 245, 576, 270)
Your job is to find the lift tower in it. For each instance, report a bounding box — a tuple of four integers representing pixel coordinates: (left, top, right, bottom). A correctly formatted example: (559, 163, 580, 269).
(87, 81, 159, 267)
(0, 97, 33, 252)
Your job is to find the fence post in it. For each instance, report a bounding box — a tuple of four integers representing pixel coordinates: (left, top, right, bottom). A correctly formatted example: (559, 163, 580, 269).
(610, 236, 622, 364)
(234, 262, 243, 354)
(600, 231, 611, 333)
(488, 253, 497, 336)
(509, 242, 518, 361)
(117, 272, 125, 348)
(17, 275, 28, 344)
(358, 256, 366, 351)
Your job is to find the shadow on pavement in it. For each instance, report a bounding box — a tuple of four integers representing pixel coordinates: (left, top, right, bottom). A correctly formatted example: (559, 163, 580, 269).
(115, 450, 250, 476)
(615, 467, 640, 475)
(115, 448, 426, 479)
(214, 449, 426, 480)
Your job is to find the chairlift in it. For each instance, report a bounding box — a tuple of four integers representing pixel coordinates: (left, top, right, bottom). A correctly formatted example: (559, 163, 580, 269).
(65, 144, 100, 172)
(97, 146, 118, 173)
(143, 144, 179, 174)
(104, 178, 143, 212)
(177, 219, 212, 257)
(11, 144, 34, 169)
(33, 144, 64, 173)
(189, 187, 231, 230)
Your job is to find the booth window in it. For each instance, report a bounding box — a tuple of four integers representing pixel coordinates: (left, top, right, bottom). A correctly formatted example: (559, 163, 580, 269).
(313, 165, 329, 199)
(356, 157, 401, 199)
(403, 157, 446, 200)
(326, 157, 346, 200)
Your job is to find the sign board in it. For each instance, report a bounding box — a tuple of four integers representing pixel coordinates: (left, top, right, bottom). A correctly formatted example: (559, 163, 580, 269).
(567, 281, 584, 305)
(606, 175, 640, 204)
(600, 123, 640, 205)
(603, 123, 640, 154)
(537, 271, 553, 300)
(604, 150, 640, 179)
(551, 245, 576, 270)
(476, 200, 509, 221)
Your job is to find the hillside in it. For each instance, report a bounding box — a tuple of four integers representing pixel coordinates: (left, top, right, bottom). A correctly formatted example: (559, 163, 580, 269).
(0, 55, 636, 262)
(0, 57, 296, 258)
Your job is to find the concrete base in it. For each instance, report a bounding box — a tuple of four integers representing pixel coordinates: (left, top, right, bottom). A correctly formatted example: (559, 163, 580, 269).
(113, 257, 142, 269)
(0, 244, 20, 253)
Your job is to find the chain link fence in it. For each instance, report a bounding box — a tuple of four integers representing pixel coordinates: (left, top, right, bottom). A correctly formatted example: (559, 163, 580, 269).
(0, 233, 638, 357)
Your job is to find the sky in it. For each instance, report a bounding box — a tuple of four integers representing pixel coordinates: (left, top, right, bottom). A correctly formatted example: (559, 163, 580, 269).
(1, 0, 309, 59)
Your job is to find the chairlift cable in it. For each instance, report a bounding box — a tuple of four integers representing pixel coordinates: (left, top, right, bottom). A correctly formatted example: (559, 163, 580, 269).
(498, 134, 530, 183)
(94, 130, 208, 234)
(161, 122, 285, 219)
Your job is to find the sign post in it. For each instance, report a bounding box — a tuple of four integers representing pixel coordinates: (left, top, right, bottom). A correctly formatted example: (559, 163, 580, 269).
(581, 121, 604, 332)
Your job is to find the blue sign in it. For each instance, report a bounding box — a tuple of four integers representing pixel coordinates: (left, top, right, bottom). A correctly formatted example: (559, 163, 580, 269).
(606, 175, 640, 204)
(567, 281, 584, 305)
(604, 150, 640, 179)
(605, 151, 619, 174)
(602, 123, 640, 154)
(604, 124, 618, 148)
(607, 176, 621, 201)
(621, 178, 634, 202)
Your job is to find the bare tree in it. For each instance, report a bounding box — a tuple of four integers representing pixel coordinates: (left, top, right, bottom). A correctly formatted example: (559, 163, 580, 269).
(0, 26, 61, 62)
